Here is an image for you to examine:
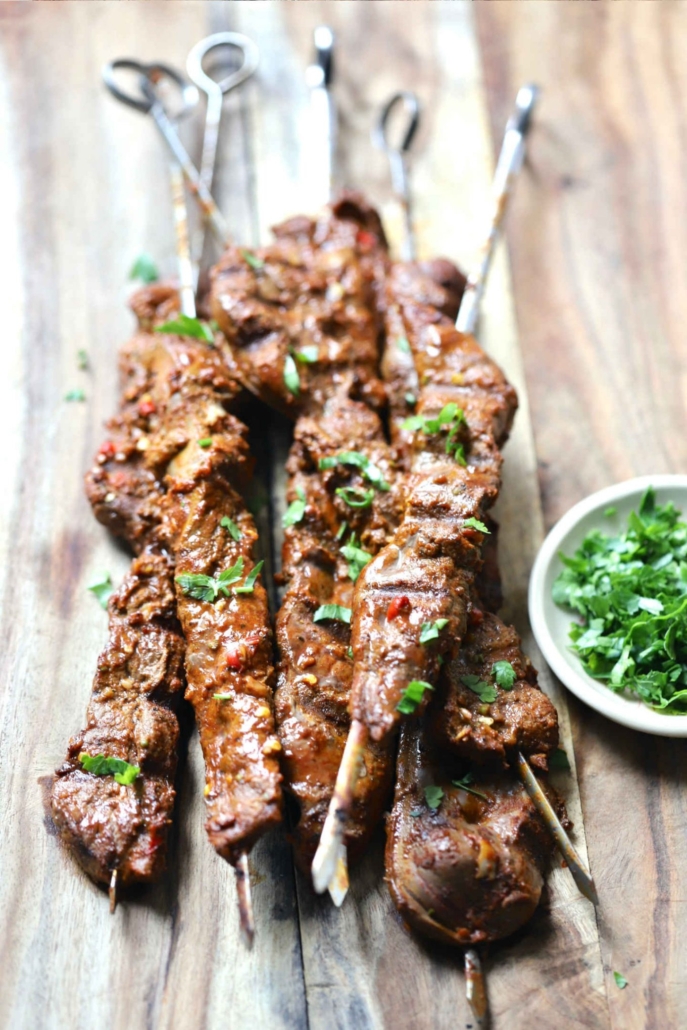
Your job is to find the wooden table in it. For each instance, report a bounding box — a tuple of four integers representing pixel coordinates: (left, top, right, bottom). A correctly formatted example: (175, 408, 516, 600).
(1, 3, 684, 1028)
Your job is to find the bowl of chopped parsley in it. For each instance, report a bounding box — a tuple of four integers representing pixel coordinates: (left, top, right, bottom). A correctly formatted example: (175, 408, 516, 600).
(529, 475, 687, 735)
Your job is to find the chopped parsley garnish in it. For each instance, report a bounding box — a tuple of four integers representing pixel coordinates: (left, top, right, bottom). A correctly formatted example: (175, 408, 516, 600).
(155, 315, 214, 342)
(176, 557, 254, 602)
(424, 785, 444, 810)
(397, 336, 411, 354)
(295, 346, 319, 364)
(461, 675, 498, 703)
(313, 604, 352, 624)
(234, 560, 264, 595)
(336, 521, 348, 541)
(88, 573, 113, 610)
(340, 535, 372, 582)
(242, 250, 265, 270)
(65, 389, 86, 402)
(397, 680, 433, 715)
(198, 437, 212, 448)
(79, 753, 140, 785)
(605, 507, 617, 517)
(283, 486, 307, 528)
(319, 451, 390, 491)
(613, 972, 628, 990)
(405, 392, 417, 407)
(419, 619, 449, 644)
(553, 487, 687, 713)
(283, 353, 300, 396)
(464, 517, 490, 534)
(402, 402, 466, 460)
(336, 486, 375, 508)
(77, 349, 89, 371)
(492, 660, 516, 689)
(451, 772, 488, 800)
(346, 646, 354, 658)
(220, 516, 242, 541)
(129, 252, 159, 283)
(213, 693, 231, 701)
(549, 747, 571, 771)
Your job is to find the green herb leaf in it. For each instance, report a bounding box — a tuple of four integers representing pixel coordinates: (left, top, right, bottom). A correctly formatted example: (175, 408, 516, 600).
(155, 315, 214, 342)
(549, 747, 571, 771)
(419, 619, 449, 644)
(397, 680, 434, 715)
(242, 250, 265, 270)
(401, 403, 467, 461)
(198, 437, 212, 448)
(129, 252, 159, 283)
(405, 393, 417, 407)
(492, 659, 516, 689)
(605, 507, 617, 517)
(424, 785, 444, 810)
(234, 560, 264, 595)
(313, 604, 352, 624)
(340, 540, 372, 583)
(295, 346, 319, 364)
(461, 675, 498, 703)
(553, 491, 687, 713)
(220, 516, 242, 541)
(335, 486, 375, 508)
(283, 353, 300, 396)
(397, 336, 411, 354)
(176, 558, 245, 602)
(451, 773, 488, 800)
(318, 451, 390, 491)
(613, 972, 628, 990)
(65, 388, 86, 402)
(213, 693, 231, 701)
(218, 557, 246, 586)
(346, 646, 354, 658)
(336, 521, 348, 541)
(283, 487, 307, 528)
(80, 753, 140, 786)
(464, 517, 490, 534)
(77, 349, 89, 371)
(88, 573, 113, 610)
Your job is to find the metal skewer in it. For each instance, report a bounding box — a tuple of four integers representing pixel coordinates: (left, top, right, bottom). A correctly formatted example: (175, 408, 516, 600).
(103, 59, 230, 248)
(456, 83, 538, 335)
(103, 63, 197, 316)
(305, 26, 336, 204)
(374, 91, 421, 262)
(186, 32, 259, 278)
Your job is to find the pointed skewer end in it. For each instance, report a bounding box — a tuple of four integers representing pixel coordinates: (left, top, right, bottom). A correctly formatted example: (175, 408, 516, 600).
(465, 948, 489, 1028)
(235, 852, 255, 947)
(108, 868, 119, 914)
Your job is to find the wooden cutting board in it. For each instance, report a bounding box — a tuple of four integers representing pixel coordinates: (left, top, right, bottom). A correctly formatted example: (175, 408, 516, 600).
(2, 3, 682, 1028)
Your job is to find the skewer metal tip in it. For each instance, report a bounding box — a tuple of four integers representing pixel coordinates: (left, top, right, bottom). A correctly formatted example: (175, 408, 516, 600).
(516, 752, 598, 906)
(465, 948, 489, 1028)
(235, 852, 255, 947)
(108, 869, 119, 914)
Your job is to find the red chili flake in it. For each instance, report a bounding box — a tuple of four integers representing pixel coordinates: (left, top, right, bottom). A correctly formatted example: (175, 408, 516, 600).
(138, 398, 156, 417)
(226, 644, 244, 670)
(468, 608, 484, 627)
(387, 595, 411, 620)
(99, 440, 116, 459)
(356, 229, 376, 250)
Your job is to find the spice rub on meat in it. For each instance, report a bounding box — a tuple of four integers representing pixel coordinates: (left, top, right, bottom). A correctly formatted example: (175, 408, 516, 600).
(275, 394, 400, 871)
(49, 550, 186, 887)
(386, 721, 567, 947)
(350, 260, 519, 741)
(210, 192, 388, 419)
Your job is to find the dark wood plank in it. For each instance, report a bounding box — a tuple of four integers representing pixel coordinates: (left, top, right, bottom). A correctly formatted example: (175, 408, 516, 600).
(476, 4, 687, 1027)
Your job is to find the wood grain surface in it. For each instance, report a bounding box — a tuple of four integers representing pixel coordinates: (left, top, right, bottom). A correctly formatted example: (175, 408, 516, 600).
(0, 2, 680, 1029)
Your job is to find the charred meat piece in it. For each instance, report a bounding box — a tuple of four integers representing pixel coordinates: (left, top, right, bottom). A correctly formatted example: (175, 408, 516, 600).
(351, 312, 518, 740)
(386, 722, 567, 947)
(275, 394, 400, 871)
(162, 421, 282, 865)
(429, 611, 559, 770)
(49, 550, 186, 887)
(210, 192, 388, 418)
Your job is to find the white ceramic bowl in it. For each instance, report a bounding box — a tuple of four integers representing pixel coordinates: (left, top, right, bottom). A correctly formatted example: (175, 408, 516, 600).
(529, 474, 687, 737)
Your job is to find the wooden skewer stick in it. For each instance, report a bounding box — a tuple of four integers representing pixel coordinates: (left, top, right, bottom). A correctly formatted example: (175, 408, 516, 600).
(108, 869, 119, 914)
(312, 718, 367, 896)
(464, 948, 489, 1029)
(516, 752, 598, 905)
(235, 852, 255, 947)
